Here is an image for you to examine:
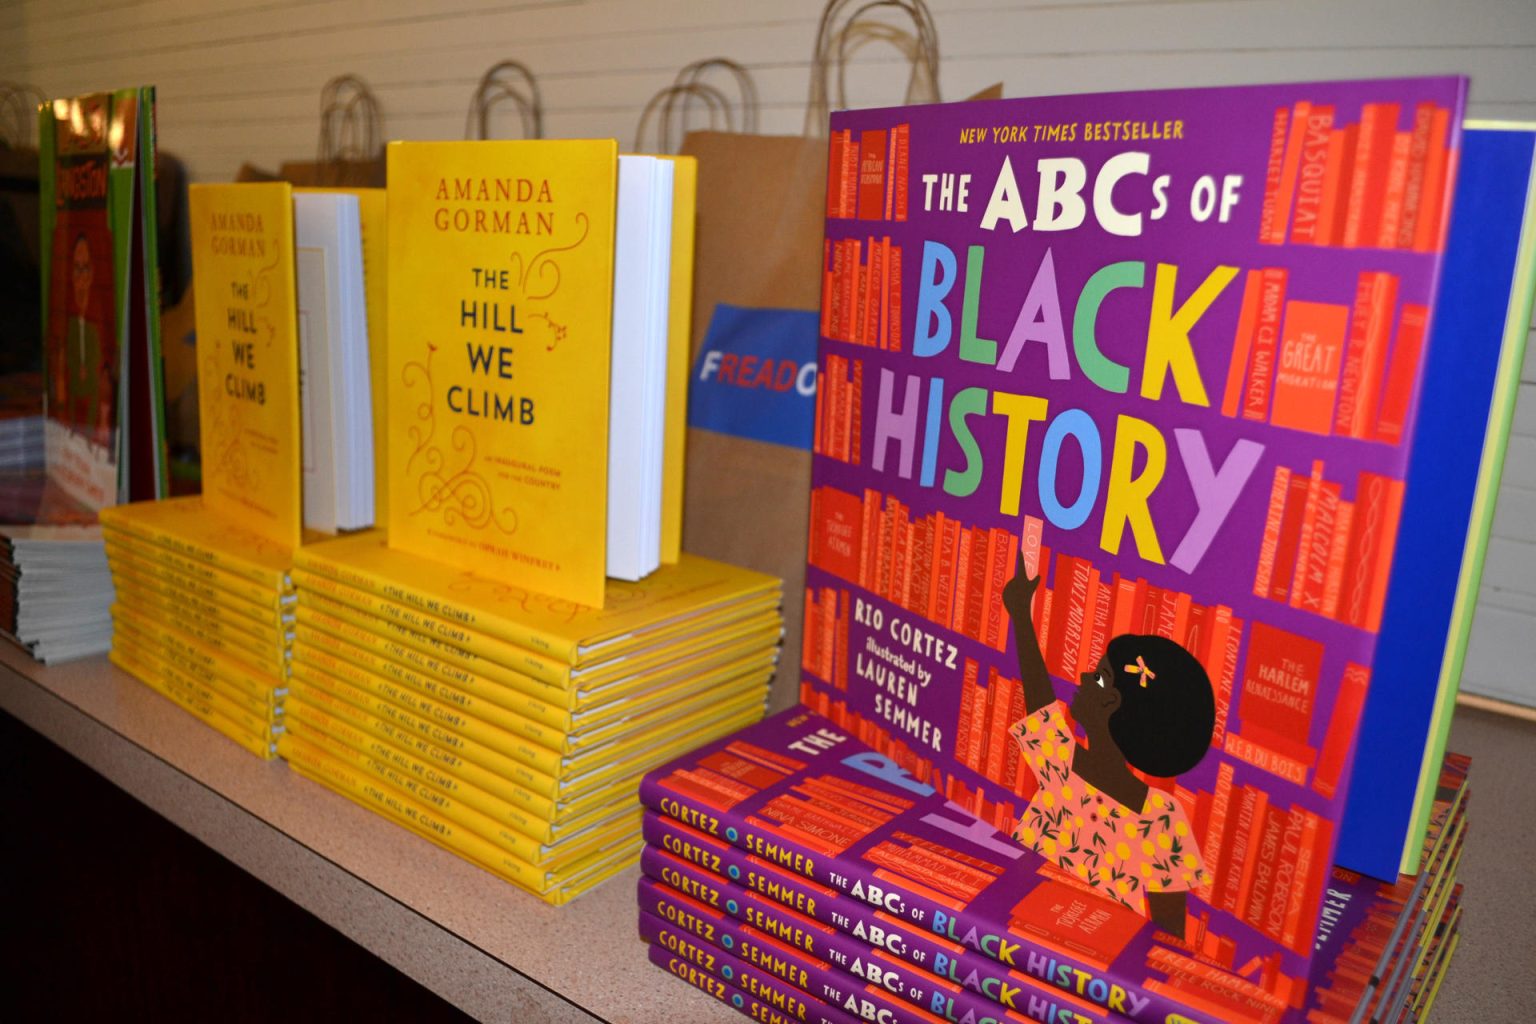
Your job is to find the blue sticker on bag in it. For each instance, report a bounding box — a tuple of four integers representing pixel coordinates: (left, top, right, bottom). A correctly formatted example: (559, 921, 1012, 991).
(688, 303, 819, 450)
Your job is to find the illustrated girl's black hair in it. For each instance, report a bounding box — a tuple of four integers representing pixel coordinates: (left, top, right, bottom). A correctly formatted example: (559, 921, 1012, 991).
(1103, 633, 1215, 778)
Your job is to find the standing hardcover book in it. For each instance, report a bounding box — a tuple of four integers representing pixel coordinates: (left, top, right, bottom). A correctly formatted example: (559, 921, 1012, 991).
(38, 88, 166, 510)
(786, 77, 1494, 1021)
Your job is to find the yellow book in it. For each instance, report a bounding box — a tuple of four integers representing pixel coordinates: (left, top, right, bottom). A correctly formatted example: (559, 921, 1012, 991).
(296, 617, 779, 754)
(283, 716, 638, 870)
(658, 155, 696, 565)
(110, 646, 277, 759)
(189, 183, 303, 548)
(112, 632, 274, 723)
(111, 599, 288, 677)
(112, 638, 276, 739)
(107, 546, 291, 629)
(101, 495, 293, 592)
(103, 535, 293, 612)
(111, 611, 283, 710)
(110, 565, 286, 647)
(292, 529, 779, 666)
(283, 685, 557, 823)
(386, 140, 618, 607)
(300, 187, 388, 523)
(281, 731, 645, 905)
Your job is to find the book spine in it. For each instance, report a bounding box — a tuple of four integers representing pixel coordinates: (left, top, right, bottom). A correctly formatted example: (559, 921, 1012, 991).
(290, 550, 577, 663)
(99, 515, 288, 591)
(1313, 123, 1356, 246)
(111, 611, 279, 707)
(1257, 107, 1290, 243)
(1412, 108, 1451, 252)
(1268, 101, 1312, 244)
(1268, 473, 1310, 603)
(284, 686, 557, 828)
(296, 584, 570, 703)
(108, 545, 290, 625)
(113, 561, 282, 636)
(111, 640, 275, 741)
(288, 662, 562, 798)
(277, 731, 560, 894)
(104, 534, 288, 610)
(110, 647, 276, 759)
(112, 631, 274, 721)
(644, 922, 861, 1024)
(1242, 268, 1287, 421)
(1288, 105, 1334, 244)
(1375, 131, 1413, 248)
(1312, 663, 1371, 799)
(1319, 499, 1354, 620)
(112, 578, 288, 669)
(828, 132, 847, 220)
(888, 244, 904, 352)
(1220, 270, 1263, 417)
(1288, 461, 1325, 608)
(641, 881, 1120, 1024)
(1394, 103, 1437, 248)
(1372, 303, 1428, 444)
(640, 787, 1198, 1024)
(893, 125, 910, 222)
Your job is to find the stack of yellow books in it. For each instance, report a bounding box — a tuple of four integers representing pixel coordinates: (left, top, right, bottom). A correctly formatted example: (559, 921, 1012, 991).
(276, 530, 783, 904)
(101, 496, 293, 759)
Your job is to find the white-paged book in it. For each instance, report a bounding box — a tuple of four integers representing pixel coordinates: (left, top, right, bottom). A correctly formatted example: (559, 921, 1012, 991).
(294, 191, 375, 535)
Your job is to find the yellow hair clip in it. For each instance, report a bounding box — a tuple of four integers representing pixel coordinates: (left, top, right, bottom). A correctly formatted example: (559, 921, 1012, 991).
(1123, 656, 1156, 687)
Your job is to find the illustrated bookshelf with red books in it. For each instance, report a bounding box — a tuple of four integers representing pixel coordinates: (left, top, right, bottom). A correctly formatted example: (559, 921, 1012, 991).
(1258, 99, 1453, 251)
(826, 123, 910, 222)
(812, 354, 865, 464)
(819, 239, 905, 350)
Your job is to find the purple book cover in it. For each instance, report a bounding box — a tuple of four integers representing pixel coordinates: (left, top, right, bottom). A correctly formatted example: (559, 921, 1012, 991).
(645, 931, 860, 1024)
(798, 77, 1469, 1010)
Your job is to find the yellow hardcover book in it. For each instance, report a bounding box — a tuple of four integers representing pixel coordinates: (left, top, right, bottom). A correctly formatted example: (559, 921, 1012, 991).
(292, 529, 779, 665)
(110, 565, 286, 646)
(189, 183, 303, 548)
(111, 611, 283, 709)
(292, 601, 569, 723)
(386, 140, 618, 608)
(287, 665, 561, 798)
(103, 535, 293, 612)
(299, 617, 778, 755)
(283, 685, 557, 822)
(101, 496, 293, 592)
(562, 661, 774, 754)
(292, 642, 566, 778)
(112, 638, 276, 739)
(111, 600, 288, 677)
(284, 716, 638, 870)
(112, 632, 274, 723)
(277, 731, 563, 894)
(300, 187, 388, 522)
(110, 647, 277, 759)
(557, 686, 768, 787)
(658, 154, 696, 565)
(106, 544, 291, 627)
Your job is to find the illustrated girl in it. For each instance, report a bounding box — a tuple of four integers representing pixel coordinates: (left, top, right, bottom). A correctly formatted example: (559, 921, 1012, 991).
(1001, 557, 1216, 939)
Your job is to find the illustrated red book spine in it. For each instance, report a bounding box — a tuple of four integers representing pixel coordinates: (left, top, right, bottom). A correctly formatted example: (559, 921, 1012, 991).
(1373, 302, 1429, 444)
(910, 517, 934, 618)
(1313, 662, 1371, 799)
(858, 489, 879, 590)
(891, 502, 911, 608)
(823, 355, 842, 461)
(984, 675, 1015, 784)
(826, 129, 847, 219)
(955, 659, 979, 770)
(875, 495, 895, 601)
(1320, 499, 1354, 620)
(1197, 762, 1235, 903)
(1058, 556, 1092, 680)
(842, 238, 860, 343)
(1285, 816, 1332, 953)
(1343, 102, 1401, 248)
(855, 128, 886, 220)
(1208, 606, 1237, 748)
(864, 238, 885, 349)
(1341, 473, 1384, 628)
(1183, 604, 1207, 662)
(1299, 482, 1341, 615)
(1222, 270, 1263, 417)
(1288, 104, 1334, 243)
(883, 129, 898, 221)
(977, 668, 999, 775)
(826, 243, 844, 344)
(1269, 471, 1310, 603)
(1313, 123, 1357, 247)
(985, 527, 1018, 650)
(976, 527, 1003, 645)
(820, 238, 834, 338)
(1085, 576, 1113, 672)
(1275, 809, 1315, 948)
(821, 586, 837, 683)
(951, 526, 974, 633)
(801, 587, 818, 671)
(1231, 787, 1273, 919)
(878, 237, 893, 351)
(1395, 102, 1438, 248)
(1042, 553, 1071, 676)
(1138, 582, 1161, 634)
(962, 526, 991, 642)
(1263, 808, 1306, 942)
(1257, 106, 1291, 243)
(893, 124, 910, 221)
(1362, 475, 1406, 632)
(849, 358, 864, 464)
(1244, 805, 1287, 929)
(933, 514, 959, 627)
(1268, 101, 1312, 245)
(854, 246, 870, 348)
(887, 243, 904, 352)
(836, 355, 853, 462)
(842, 131, 859, 218)
(1413, 107, 1452, 252)
(1075, 571, 1102, 676)
(1216, 784, 1263, 914)
(1375, 130, 1413, 248)
(1111, 574, 1136, 640)
(1288, 460, 1325, 608)
(1243, 268, 1288, 421)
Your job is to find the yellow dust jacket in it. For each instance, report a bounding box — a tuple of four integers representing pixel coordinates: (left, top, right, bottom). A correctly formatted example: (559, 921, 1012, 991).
(188, 183, 303, 548)
(659, 155, 696, 565)
(112, 631, 273, 723)
(293, 529, 779, 665)
(101, 495, 293, 592)
(110, 645, 276, 758)
(111, 599, 288, 677)
(106, 543, 291, 625)
(112, 610, 282, 709)
(103, 534, 293, 612)
(386, 140, 618, 608)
